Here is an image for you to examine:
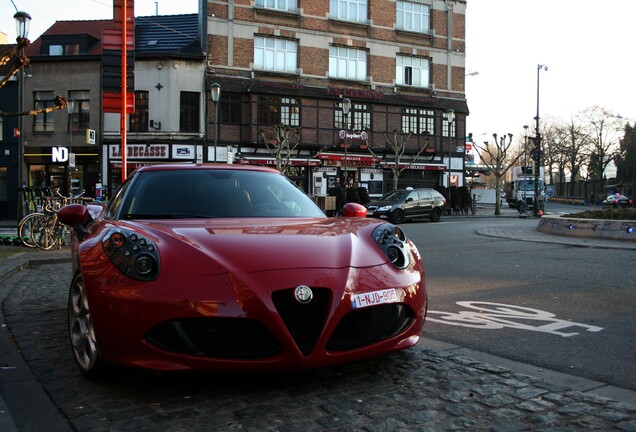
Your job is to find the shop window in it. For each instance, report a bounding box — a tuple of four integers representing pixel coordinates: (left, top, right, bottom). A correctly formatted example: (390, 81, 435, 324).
(179, 91, 200, 133)
(130, 91, 149, 132)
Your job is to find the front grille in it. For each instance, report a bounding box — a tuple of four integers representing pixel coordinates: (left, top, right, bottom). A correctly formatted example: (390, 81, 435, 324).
(146, 317, 281, 359)
(327, 303, 414, 351)
(271, 287, 330, 356)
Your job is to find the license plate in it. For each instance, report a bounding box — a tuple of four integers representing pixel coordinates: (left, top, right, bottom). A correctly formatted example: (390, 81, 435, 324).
(352, 289, 398, 309)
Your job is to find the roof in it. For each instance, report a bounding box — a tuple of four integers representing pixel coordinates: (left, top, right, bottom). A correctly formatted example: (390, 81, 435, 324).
(0, 43, 17, 76)
(25, 14, 203, 60)
(134, 14, 203, 59)
(25, 20, 114, 57)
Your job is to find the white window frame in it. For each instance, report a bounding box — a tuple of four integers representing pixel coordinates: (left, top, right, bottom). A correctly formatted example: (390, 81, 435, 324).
(255, 0, 298, 13)
(396, 1, 430, 33)
(329, 46, 367, 81)
(330, 0, 368, 24)
(396, 55, 430, 88)
(254, 36, 297, 73)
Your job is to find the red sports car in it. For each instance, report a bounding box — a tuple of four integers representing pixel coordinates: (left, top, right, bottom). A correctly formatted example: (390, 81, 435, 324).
(58, 164, 427, 379)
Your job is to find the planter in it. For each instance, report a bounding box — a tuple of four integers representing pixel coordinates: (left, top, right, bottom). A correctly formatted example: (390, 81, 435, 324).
(537, 215, 636, 242)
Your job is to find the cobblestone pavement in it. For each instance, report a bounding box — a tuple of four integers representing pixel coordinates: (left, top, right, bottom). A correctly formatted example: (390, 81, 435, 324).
(1, 244, 636, 431)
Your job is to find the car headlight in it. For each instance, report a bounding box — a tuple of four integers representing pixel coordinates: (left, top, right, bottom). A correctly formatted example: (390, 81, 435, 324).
(372, 223, 410, 269)
(102, 228, 160, 281)
(377, 205, 393, 212)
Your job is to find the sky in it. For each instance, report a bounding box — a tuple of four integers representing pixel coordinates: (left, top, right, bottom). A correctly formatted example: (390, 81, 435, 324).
(465, 0, 636, 142)
(3, 0, 635, 141)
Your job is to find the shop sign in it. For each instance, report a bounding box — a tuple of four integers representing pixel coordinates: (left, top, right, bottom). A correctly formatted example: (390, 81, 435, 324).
(109, 144, 168, 159)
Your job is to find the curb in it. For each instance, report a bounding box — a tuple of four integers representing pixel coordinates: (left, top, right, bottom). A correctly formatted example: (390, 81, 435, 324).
(538, 214, 636, 242)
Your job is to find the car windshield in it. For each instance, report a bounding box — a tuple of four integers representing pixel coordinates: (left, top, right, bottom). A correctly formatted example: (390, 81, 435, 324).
(116, 169, 326, 219)
(380, 190, 407, 201)
(517, 180, 544, 191)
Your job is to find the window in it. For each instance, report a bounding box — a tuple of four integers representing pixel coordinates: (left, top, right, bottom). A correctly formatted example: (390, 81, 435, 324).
(396, 56, 429, 87)
(396, 1, 430, 33)
(254, 37, 297, 73)
(220, 93, 241, 125)
(330, 0, 368, 23)
(49, 44, 80, 56)
(179, 92, 200, 133)
(401, 108, 434, 135)
(130, 91, 149, 132)
(329, 46, 367, 81)
(258, 96, 300, 126)
(68, 90, 90, 132)
(255, 0, 297, 13)
(335, 101, 370, 131)
(33, 91, 55, 132)
(442, 115, 456, 138)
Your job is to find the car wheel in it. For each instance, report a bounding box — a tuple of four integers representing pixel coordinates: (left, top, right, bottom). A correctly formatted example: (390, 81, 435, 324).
(68, 273, 108, 380)
(430, 208, 442, 222)
(391, 209, 405, 224)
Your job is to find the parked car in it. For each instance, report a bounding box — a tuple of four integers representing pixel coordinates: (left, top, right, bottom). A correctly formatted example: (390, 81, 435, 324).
(364, 187, 446, 224)
(602, 194, 632, 208)
(58, 164, 427, 379)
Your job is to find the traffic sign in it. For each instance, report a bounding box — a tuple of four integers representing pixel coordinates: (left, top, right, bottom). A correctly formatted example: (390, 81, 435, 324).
(86, 129, 96, 144)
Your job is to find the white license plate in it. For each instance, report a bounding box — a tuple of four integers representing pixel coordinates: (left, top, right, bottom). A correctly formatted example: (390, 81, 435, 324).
(351, 289, 398, 309)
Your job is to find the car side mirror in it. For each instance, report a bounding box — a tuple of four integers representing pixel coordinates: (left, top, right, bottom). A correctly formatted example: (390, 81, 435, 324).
(58, 203, 100, 241)
(342, 202, 367, 218)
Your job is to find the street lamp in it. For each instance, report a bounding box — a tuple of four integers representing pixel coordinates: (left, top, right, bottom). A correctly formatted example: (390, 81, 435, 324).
(342, 98, 351, 188)
(210, 82, 221, 163)
(14, 10, 31, 220)
(66, 99, 75, 195)
(532, 64, 548, 217)
(445, 108, 455, 210)
(523, 125, 529, 169)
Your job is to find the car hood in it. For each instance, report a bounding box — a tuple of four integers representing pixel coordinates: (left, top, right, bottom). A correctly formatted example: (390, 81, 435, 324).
(119, 217, 390, 275)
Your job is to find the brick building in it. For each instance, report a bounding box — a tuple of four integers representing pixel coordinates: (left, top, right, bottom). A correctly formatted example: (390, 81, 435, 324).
(205, 0, 469, 197)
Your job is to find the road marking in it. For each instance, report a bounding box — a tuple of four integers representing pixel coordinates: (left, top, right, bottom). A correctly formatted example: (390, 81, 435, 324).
(427, 301, 604, 337)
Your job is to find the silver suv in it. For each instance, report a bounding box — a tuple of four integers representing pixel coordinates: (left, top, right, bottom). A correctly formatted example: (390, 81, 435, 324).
(364, 188, 446, 224)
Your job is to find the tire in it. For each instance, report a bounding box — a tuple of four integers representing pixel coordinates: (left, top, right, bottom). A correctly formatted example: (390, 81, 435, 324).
(391, 209, 405, 224)
(430, 207, 442, 222)
(18, 213, 44, 248)
(517, 200, 527, 214)
(68, 273, 109, 380)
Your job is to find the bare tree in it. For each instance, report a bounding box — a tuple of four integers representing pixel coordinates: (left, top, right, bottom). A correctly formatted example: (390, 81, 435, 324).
(577, 106, 623, 200)
(561, 117, 590, 197)
(473, 133, 523, 215)
(258, 124, 322, 175)
(368, 130, 430, 190)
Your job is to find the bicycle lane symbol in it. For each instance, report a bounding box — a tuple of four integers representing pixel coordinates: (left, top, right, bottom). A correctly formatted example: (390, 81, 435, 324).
(427, 301, 604, 337)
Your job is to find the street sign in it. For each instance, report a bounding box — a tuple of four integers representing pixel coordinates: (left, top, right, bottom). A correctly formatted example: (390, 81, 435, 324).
(86, 129, 96, 144)
(69, 152, 76, 168)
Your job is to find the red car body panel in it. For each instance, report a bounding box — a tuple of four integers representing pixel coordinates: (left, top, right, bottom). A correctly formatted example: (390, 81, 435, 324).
(62, 164, 427, 373)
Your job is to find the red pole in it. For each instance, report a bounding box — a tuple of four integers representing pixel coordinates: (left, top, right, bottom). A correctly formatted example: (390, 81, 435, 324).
(120, 0, 128, 182)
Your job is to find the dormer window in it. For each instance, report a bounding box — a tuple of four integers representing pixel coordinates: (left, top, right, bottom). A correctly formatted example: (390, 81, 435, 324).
(48, 43, 80, 56)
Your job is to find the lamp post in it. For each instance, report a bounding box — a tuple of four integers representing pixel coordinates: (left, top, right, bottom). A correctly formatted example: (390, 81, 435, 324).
(342, 98, 351, 188)
(445, 108, 455, 210)
(532, 64, 548, 217)
(210, 83, 221, 163)
(14, 10, 31, 220)
(523, 124, 529, 169)
(66, 99, 75, 195)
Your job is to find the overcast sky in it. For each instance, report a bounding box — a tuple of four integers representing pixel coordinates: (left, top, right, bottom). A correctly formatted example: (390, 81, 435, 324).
(3, 0, 635, 141)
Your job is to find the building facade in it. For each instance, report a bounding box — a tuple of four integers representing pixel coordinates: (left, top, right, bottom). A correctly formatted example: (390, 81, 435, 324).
(205, 0, 469, 197)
